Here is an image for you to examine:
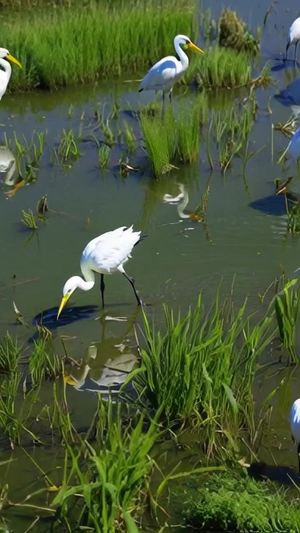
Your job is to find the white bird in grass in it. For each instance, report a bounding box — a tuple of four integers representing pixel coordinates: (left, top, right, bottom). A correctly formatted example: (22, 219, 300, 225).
(0, 48, 22, 100)
(57, 226, 143, 319)
(290, 399, 300, 473)
(286, 17, 300, 61)
(139, 34, 204, 104)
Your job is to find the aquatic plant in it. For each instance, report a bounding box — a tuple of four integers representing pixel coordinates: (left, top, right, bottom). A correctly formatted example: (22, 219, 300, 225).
(274, 278, 300, 363)
(29, 336, 64, 388)
(218, 9, 259, 55)
(130, 293, 274, 454)
(21, 209, 38, 230)
(184, 472, 300, 532)
(0, 333, 21, 374)
(54, 128, 81, 164)
(51, 401, 158, 532)
(123, 121, 137, 153)
(98, 144, 111, 169)
(4, 131, 46, 184)
(286, 203, 300, 234)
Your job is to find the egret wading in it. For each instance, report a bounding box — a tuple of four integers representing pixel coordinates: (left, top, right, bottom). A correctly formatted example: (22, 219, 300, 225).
(286, 17, 300, 60)
(290, 399, 300, 473)
(0, 48, 22, 100)
(57, 226, 143, 319)
(139, 34, 204, 105)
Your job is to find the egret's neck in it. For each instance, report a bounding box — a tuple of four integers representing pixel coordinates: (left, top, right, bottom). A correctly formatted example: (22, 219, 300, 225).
(0, 58, 11, 85)
(78, 263, 96, 291)
(174, 40, 189, 71)
(177, 191, 190, 218)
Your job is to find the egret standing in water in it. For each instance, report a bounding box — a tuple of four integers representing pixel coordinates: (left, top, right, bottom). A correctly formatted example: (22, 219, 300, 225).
(0, 48, 22, 100)
(286, 17, 300, 60)
(57, 226, 143, 318)
(290, 399, 300, 474)
(139, 34, 204, 104)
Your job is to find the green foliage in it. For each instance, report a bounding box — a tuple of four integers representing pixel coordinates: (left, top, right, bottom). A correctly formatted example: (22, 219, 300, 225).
(218, 9, 259, 55)
(0, 333, 21, 373)
(98, 144, 111, 169)
(21, 208, 38, 230)
(123, 121, 137, 153)
(51, 401, 158, 532)
(130, 294, 274, 453)
(55, 128, 81, 164)
(286, 203, 300, 234)
(5, 131, 46, 184)
(184, 472, 300, 532)
(274, 279, 300, 363)
(29, 336, 64, 387)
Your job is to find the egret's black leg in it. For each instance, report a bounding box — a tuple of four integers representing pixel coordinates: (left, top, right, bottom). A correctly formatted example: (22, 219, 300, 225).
(169, 89, 173, 103)
(286, 41, 290, 60)
(295, 41, 299, 62)
(100, 274, 105, 308)
(122, 272, 142, 305)
(162, 91, 166, 119)
(298, 443, 300, 474)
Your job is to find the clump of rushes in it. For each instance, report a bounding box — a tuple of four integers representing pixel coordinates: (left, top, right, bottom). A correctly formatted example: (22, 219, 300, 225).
(184, 472, 300, 532)
(51, 401, 158, 532)
(54, 129, 81, 164)
(218, 9, 259, 55)
(29, 335, 64, 388)
(140, 101, 206, 177)
(98, 144, 111, 169)
(187, 47, 270, 90)
(274, 278, 300, 363)
(130, 293, 274, 454)
(0, 333, 21, 374)
(21, 208, 38, 230)
(5, 131, 46, 184)
(123, 121, 137, 153)
(2, 1, 194, 91)
(286, 203, 300, 233)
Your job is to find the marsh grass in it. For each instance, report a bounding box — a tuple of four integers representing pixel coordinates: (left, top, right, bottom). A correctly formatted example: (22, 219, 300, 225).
(130, 293, 274, 454)
(286, 203, 300, 233)
(51, 400, 158, 532)
(184, 472, 300, 532)
(21, 208, 38, 230)
(4, 131, 45, 184)
(98, 144, 111, 169)
(274, 278, 300, 363)
(2, 2, 195, 91)
(0, 333, 21, 374)
(123, 121, 137, 153)
(140, 101, 206, 176)
(29, 336, 64, 388)
(54, 128, 81, 164)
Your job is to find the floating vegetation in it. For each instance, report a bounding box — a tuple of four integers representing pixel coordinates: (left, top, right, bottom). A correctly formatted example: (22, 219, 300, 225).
(98, 144, 111, 169)
(184, 472, 300, 532)
(131, 293, 274, 454)
(140, 101, 206, 177)
(20, 208, 38, 230)
(218, 9, 259, 55)
(54, 128, 81, 165)
(4, 131, 46, 184)
(274, 278, 300, 363)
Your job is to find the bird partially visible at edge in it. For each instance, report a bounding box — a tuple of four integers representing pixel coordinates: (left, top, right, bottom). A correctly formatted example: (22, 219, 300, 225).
(0, 48, 22, 100)
(57, 226, 143, 319)
(139, 34, 204, 104)
(286, 17, 300, 61)
(290, 399, 300, 474)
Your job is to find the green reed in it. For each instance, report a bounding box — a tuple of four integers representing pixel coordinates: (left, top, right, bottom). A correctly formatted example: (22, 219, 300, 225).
(51, 400, 158, 532)
(0, 333, 21, 374)
(21, 208, 38, 230)
(4, 131, 46, 184)
(274, 278, 300, 363)
(123, 121, 137, 153)
(140, 99, 207, 177)
(98, 144, 111, 169)
(29, 336, 64, 388)
(130, 293, 274, 454)
(286, 203, 300, 233)
(54, 128, 81, 164)
(2, 1, 195, 91)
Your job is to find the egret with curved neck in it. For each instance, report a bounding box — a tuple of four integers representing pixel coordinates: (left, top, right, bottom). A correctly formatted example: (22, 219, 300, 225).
(139, 34, 204, 103)
(57, 226, 143, 319)
(0, 48, 22, 100)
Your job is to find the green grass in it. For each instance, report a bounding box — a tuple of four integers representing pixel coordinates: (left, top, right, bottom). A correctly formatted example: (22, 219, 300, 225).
(274, 278, 300, 363)
(130, 293, 274, 454)
(184, 472, 300, 532)
(29, 336, 64, 388)
(0, 333, 21, 374)
(2, 1, 195, 91)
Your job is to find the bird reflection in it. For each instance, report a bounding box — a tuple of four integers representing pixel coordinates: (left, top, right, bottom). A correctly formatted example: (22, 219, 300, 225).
(64, 310, 139, 397)
(163, 183, 204, 222)
(275, 77, 300, 119)
(0, 146, 17, 185)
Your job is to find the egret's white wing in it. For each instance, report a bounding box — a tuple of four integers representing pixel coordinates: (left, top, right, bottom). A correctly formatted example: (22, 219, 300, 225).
(139, 56, 181, 91)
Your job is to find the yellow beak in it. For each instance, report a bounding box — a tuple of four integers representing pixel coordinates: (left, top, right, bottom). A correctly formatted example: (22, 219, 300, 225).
(187, 42, 204, 54)
(57, 293, 71, 319)
(6, 54, 22, 69)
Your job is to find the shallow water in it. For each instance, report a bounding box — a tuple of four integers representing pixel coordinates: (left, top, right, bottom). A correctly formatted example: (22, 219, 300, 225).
(2, 1, 300, 529)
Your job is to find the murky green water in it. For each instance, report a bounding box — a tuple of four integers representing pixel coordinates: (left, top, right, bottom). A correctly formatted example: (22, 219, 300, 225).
(2, 1, 300, 529)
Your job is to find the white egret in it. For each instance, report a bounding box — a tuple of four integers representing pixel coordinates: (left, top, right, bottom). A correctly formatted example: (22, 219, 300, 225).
(289, 399, 300, 473)
(57, 226, 143, 319)
(286, 17, 300, 60)
(0, 48, 22, 100)
(139, 34, 204, 103)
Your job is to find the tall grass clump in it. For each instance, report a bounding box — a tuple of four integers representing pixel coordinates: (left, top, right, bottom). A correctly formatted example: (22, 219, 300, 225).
(1, 1, 195, 91)
(4, 131, 46, 184)
(0, 333, 21, 374)
(29, 336, 64, 387)
(274, 278, 300, 363)
(51, 401, 158, 532)
(130, 293, 274, 453)
(140, 101, 206, 177)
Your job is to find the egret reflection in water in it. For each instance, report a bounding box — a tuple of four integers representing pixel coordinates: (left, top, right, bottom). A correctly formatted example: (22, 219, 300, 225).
(274, 76, 300, 119)
(0, 146, 17, 186)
